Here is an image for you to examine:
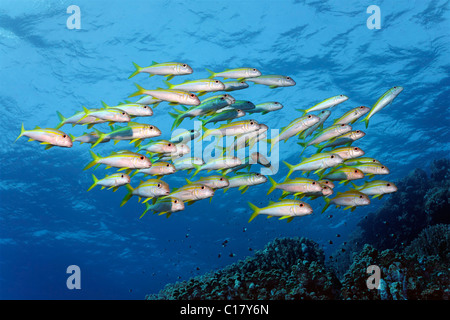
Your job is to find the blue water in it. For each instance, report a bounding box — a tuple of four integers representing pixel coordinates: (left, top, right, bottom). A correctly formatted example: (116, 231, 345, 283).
(0, 0, 449, 299)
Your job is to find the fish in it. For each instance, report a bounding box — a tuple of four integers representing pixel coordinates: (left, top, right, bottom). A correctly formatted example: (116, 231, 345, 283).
(201, 108, 245, 125)
(283, 152, 344, 179)
(206, 67, 261, 80)
(103, 101, 154, 117)
(158, 143, 191, 161)
(87, 173, 130, 192)
(185, 175, 230, 190)
(319, 166, 365, 185)
(267, 114, 320, 150)
(55, 110, 106, 129)
(120, 179, 171, 206)
(350, 180, 398, 199)
(135, 161, 176, 178)
(140, 197, 185, 219)
(134, 95, 162, 107)
(318, 180, 335, 189)
(166, 183, 214, 204)
(245, 75, 296, 88)
(346, 162, 390, 178)
(73, 132, 111, 145)
(164, 79, 225, 95)
(266, 176, 322, 196)
(333, 106, 370, 125)
(222, 80, 249, 92)
(343, 157, 381, 166)
(138, 139, 177, 155)
(79, 106, 131, 123)
(191, 156, 242, 177)
(220, 124, 268, 155)
(129, 61, 193, 80)
(169, 129, 200, 144)
(361, 86, 404, 128)
(169, 96, 231, 129)
(247, 199, 312, 222)
(300, 110, 331, 139)
(250, 152, 272, 168)
(293, 185, 334, 200)
(246, 102, 284, 115)
(219, 100, 256, 112)
(129, 84, 201, 106)
(15, 124, 73, 149)
(201, 119, 261, 141)
(173, 157, 205, 172)
(321, 190, 370, 213)
(91, 122, 161, 148)
(317, 130, 366, 151)
(297, 95, 348, 115)
(83, 150, 152, 171)
(223, 172, 267, 194)
(299, 124, 352, 149)
(326, 146, 365, 160)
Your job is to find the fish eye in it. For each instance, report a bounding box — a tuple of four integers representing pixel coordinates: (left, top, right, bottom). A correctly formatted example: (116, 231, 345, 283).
(307, 115, 312, 118)
(182, 64, 187, 67)
(168, 143, 172, 146)
(122, 112, 126, 115)
(341, 124, 345, 127)
(219, 177, 223, 181)
(201, 186, 205, 189)
(359, 106, 365, 109)
(190, 93, 195, 97)
(149, 126, 154, 129)
(240, 81, 245, 84)
(330, 155, 335, 159)
(381, 166, 385, 169)
(62, 134, 67, 138)
(312, 181, 316, 185)
(252, 68, 257, 71)
(359, 195, 363, 198)
(354, 170, 358, 173)
(286, 76, 291, 80)
(174, 199, 179, 203)
(323, 186, 328, 190)
(274, 102, 279, 104)
(157, 183, 161, 188)
(140, 156, 144, 160)
(387, 183, 391, 186)
(220, 97, 225, 100)
(215, 80, 219, 83)
(356, 130, 360, 133)
(354, 147, 358, 150)
(143, 105, 148, 108)
(190, 129, 195, 132)
(121, 174, 124, 178)
(393, 86, 397, 89)
(299, 203, 304, 207)
(250, 121, 254, 125)
(166, 164, 170, 167)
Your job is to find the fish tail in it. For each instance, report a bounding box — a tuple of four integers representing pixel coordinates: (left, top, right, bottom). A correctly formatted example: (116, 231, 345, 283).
(120, 184, 134, 207)
(266, 176, 278, 195)
(129, 83, 146, 98)
(283, 161, 295, 180)
(163, 79, 173, 89)
(321, 197, 331, 214)
(55, 111, 66, 129)
(128, 62, 142, 79)
(361, 114, 370, 129)
(14, 123, 26, 143)
(205, 68, 215, 79)
(83, 150, 101, 170)
(191, 164, 202, 178)
(87, 174, 99, 191)
(90, 129, 107, 149)
(247, 202, 261, 222)
(139, 203, 152, 219)
(295, 108, 307, 116)
(168, 112, 183, 130)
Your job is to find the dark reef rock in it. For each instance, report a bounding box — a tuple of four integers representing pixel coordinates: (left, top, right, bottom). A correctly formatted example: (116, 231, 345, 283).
(146, 237, 341, 300)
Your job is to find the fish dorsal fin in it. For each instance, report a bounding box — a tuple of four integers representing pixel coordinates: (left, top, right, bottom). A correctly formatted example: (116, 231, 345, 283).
(151, 61, 158, 66)
(34, 125, 41, 129)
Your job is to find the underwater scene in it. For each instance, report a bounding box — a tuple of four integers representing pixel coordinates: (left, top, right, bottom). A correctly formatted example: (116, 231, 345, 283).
(1, 0, 449, 303)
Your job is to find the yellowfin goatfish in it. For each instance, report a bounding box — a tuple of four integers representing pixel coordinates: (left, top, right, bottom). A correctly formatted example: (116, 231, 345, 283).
(164, 79, 225, 96)
(319, 166, 365, 185)
(319, 180, 335, 189)
(266, 176, 322, 196)
(134, 95, 162, 107)
(350, 180, 398, 199)
(15, 124, 73, 149)
(173, 157, 204, 172)
(299, 124, 352, 149)
(55, 110, 106, 129)
(297, 95, 348, 115)
(166, 183, 214, 204)
(129, 84, 200, 106)
(283, 152, 343, 179)
(246, 75, 296, 89)
(301, 110, 331, 139)
(169, 129, 200, 144)
(222, 100, 256, 112)
(201, 108, 245, 125)
(87, 173, 130, 192)
(347, 162, 390, 178)
(91, 122, 161, 148)
(333, 106, 370, 125)
(138, 140, 177, 155)
(222, 80, 249, 92)
(129, 61, 193, 80)
(344, 157, 380, 166)
(185, 175, 230, 190)
(191, 156, 242, 177)
(317, 130, 365, 151)
(248, 199, 312, 223)
(251, 152, 272, 169)
(140, 197, 185, 219)
(136, 162, 176, 178)
(247, 102, 283, 115)
(84, 150, 152, 171)
(267, 114, 319, 150)
(361, 86, 404, 128)
(79, 106, 131, 123)
(120, 179, 171, 206)
(223, 172, 267, 194)
(201, 119, 261, 140)
(159, 143, 190, 160)
(321, 190, 370, 213)
(327, 146, 365, 160)
(103, 101, 153, 117)
(73, 132, 111, 145)
(206, 67, 261, 80)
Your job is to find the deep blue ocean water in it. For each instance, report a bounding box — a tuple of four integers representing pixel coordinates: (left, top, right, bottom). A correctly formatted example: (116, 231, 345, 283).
(0, 0, 449, 299)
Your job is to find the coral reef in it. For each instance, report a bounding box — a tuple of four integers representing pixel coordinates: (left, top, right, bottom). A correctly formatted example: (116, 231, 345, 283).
(146, 237, 341, 300)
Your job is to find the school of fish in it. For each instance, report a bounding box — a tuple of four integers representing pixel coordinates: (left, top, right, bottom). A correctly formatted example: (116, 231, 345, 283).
(15, 60, 403, 222)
